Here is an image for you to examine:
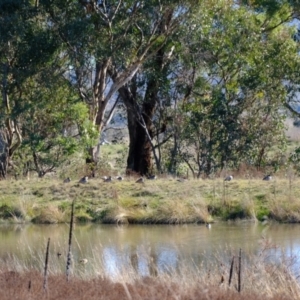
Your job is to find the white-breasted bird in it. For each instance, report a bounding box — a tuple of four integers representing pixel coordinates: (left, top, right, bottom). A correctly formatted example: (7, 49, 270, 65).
(263, 175, 272, 181)
(104, 176, 113, 182)
(224, 175, 233, 181)
(79, 176, 88, 184)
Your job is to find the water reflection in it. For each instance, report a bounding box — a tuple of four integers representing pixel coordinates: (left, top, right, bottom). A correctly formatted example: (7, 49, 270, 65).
(1, 222, 300, 277)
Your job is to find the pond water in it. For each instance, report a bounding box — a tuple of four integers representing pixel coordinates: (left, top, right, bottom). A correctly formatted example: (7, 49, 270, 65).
(1, 222, 300, 278)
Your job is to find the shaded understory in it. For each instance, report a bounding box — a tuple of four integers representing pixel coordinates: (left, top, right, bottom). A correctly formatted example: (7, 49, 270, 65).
(0, 177, 299, 224)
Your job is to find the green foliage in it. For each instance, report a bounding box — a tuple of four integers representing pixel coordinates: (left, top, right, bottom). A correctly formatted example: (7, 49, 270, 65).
(13, 73, 97, 176)
(75, 210, 93, 222)
(289, 147, 300, 173)
(90, 209, 109, 223)
(1, 0, 300, 178)
(168, 0, 299, 177)
(256, 206, 270, 221)
(0, 204, 23, 219)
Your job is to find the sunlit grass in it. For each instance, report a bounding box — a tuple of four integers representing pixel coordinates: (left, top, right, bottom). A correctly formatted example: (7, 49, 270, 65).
(1, 176, 300, 224)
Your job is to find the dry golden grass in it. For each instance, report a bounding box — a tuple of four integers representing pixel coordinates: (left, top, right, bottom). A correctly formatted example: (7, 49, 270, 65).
(0, 252, 299, 300)
(0, 271, 292, 300)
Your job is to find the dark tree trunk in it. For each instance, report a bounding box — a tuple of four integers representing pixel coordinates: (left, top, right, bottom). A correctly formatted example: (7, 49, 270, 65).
(118, 65, 162, 176)
(119, 82, 156, 175)
(126, 102, 155, 175)
(0, 152, 8, 179)
(111, 9, 174, 175)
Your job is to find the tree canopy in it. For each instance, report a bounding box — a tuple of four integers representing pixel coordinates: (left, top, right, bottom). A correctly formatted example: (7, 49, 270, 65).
(1, 0, 300, 178)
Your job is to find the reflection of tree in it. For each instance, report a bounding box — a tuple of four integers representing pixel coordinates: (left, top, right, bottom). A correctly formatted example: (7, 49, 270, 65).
(130, 245, 138, 273)
(149, 247, 158, 277)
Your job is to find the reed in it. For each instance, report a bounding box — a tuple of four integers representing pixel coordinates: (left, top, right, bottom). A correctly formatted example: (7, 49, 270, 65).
(237, 248, 242, 293)
(66, 200, 75, 282)
(0, 237, 299, 299)
(0, 256, 298, 300)
(228, 256, 234, 287)
(43, 238, 50, 291)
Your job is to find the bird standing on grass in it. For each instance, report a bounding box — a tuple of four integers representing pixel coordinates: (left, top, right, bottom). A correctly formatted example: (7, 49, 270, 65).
(63, 177, 71, 183)
(79, 176, 88, 184)
(116, 176, 123, 181)
(224, 175, 233, 181)
(104, 176, 113, 182)
(136, 177, 144, 183)
(147, 175, 157, 180)
(177, 178, 186, 182)
(263, 175, 272, 181)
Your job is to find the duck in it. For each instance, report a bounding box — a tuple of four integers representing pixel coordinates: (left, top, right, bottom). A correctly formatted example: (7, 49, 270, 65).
(177, 178, 186, 182)
(79, 176, 88, 184)
(79, 258, 88, 264)
(135, 177, 144, 183)
(224, 175, 233, 181)
(104, 176, 113, 182)
(263, 175, 272, 181)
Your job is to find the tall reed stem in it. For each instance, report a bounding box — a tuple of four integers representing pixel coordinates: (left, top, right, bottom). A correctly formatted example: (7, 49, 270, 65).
(228, 256, 234, 287)
(66, 200, 75, 282)
(43, 237, 50, 291)
(238, 248, 242, 292)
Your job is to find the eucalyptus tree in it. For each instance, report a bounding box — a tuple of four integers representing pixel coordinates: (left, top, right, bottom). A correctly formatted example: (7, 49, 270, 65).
(166, 0, 300, 176)
(15, 73, 96, 178)
(40, 0, 188, 176)
(109, 1, 196, 175)
(0, 0, 60, 178)
(117, 0, 300, 176)
(0, 0, 95, 179)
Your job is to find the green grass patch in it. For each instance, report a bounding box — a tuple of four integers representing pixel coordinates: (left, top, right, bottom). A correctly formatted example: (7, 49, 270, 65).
(0, 177, 299, 224)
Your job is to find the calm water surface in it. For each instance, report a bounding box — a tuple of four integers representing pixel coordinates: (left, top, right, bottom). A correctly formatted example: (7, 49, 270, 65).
(1, 222, 300, 277)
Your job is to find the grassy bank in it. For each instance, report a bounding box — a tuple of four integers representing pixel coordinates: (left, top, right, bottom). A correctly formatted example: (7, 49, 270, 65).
(0, 176, 300, 224)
